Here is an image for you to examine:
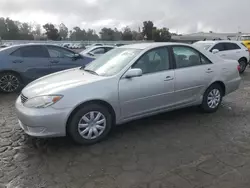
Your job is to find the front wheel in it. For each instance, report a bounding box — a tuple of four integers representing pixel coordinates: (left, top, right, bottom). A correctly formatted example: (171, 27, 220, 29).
(0, 72, 22, 93)
(200, 84, 223, 113)
(67, 104, 112, 145)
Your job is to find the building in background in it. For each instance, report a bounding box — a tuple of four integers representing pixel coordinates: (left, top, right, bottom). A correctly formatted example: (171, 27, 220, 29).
(171, 32, 250, 43)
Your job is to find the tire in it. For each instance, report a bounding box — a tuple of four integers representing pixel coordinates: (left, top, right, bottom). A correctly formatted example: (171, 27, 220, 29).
(200, 84, 223, 113)
(67, 104, 112, 145)
(239, 59, 247, 74)
(0, 72, 22, 93)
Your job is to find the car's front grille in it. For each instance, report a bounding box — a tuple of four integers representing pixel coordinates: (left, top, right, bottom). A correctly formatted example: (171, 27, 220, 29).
(20, 94, 28, 104)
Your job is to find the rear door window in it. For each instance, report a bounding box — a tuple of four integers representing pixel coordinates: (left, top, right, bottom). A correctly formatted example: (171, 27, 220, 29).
(173, 46, 202, 68)
(47, 46, 75, 58)
(11, 46, 49, 58)
(210, 43, 225, 52)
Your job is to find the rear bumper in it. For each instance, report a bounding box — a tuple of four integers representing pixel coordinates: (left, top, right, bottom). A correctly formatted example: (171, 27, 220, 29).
(225, 77, 241, 95)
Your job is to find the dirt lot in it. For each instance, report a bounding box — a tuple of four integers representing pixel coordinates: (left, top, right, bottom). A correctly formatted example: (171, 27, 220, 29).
(1, 70, 250, 188)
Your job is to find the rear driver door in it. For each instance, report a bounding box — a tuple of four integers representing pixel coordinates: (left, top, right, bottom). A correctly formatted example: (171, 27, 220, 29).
(172, 45, 215, 105)
(9, 45, 51, 81)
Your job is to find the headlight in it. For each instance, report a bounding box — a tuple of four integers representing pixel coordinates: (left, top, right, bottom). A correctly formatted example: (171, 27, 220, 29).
(24, 95, 63, 108)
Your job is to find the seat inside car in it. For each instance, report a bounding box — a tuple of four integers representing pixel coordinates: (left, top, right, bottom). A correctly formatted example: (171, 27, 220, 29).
(188, 55, 200, 66)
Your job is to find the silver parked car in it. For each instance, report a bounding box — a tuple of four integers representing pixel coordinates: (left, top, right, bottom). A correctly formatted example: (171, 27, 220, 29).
(80, 45, 114, 58)
(15, 43, 241, 144)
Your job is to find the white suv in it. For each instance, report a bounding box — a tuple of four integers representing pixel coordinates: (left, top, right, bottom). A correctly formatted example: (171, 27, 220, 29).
(193, 40, 250, 73)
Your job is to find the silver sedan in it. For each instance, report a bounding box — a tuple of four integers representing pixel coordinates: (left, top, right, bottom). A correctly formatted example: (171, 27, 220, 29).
(15, 43, 241, 144)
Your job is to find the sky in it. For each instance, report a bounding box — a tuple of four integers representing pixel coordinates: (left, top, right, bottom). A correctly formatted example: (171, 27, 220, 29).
(0, 0, 249, 34)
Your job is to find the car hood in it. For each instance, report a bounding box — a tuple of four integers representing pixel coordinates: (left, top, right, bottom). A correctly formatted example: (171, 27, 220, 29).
(22, 68, 105, 98)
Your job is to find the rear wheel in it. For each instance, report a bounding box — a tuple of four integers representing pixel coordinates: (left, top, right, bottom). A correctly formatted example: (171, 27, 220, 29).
(239, 59, 247, 74)
(0, 72, 22, 93)
(67, 104, 112, 145)
(200, 84, 223, 113)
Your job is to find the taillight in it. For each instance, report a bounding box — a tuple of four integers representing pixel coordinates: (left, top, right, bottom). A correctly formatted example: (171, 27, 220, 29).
(237, 65, 241, 72)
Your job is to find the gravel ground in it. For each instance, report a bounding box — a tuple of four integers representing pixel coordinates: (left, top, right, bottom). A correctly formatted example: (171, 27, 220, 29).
(1, 69, 250, 188)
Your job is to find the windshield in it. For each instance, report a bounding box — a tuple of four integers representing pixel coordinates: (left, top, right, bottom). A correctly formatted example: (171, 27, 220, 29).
(193, 43, 213, 50)
(80, 46, 96, 55)
(84, 48, 142, 76)
(241, 36, 250, 40)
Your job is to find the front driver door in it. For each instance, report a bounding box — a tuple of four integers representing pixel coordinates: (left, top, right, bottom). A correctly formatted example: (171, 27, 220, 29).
(119, 47, 175, 120)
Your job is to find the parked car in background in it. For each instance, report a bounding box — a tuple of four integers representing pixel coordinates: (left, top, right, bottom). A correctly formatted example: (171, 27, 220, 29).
(85, 43, 104, 49)
(0, 44, 8, 48)
(237, 35, 250, 50)
(16, 43, 241, 144)
(0, 43, 95, 93)
(80, 45, 114, 58)
(114, 43, 126, 47)
(62, 43, 70, 48)
(75, 43, 85, 49)
(193, 40, 250, 73)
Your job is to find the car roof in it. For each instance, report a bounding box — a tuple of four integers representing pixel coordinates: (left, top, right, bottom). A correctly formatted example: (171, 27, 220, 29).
(119, 42, 191, 50)
(89, 45, 114, 48)
(8, 43, 60, 48)
(195, 40, 241, 44)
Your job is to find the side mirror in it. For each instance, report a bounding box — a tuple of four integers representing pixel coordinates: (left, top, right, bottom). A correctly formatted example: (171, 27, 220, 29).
(124, 68, 142, 78)
(73, 53, 82, 59)
(212, 49, 219, 54)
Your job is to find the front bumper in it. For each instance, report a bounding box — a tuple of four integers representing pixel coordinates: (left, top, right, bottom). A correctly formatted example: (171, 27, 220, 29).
(15, 95, 72, 138)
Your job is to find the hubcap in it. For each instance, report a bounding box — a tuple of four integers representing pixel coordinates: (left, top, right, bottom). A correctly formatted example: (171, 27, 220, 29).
(207, 89, 221, 109)
(0, 75, 19, 92)
(78, 111, 106, 140)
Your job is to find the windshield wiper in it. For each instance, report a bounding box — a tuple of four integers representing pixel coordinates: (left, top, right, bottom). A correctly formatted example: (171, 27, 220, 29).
(83, 69, 99, 75)
(80, 65, 85, 70)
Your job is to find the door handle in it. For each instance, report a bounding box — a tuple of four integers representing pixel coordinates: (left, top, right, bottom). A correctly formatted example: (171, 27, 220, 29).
(50, 60, 59, 64)
(12, 60, 23, 63)
(221, 54, 226, 56)
(164, 76, 174, 81)
(206, 68, 213, 73)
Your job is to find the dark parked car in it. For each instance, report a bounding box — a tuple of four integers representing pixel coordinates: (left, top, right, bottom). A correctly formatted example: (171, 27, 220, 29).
(0, 43, 95, 93)
(114, 43, 126, 47)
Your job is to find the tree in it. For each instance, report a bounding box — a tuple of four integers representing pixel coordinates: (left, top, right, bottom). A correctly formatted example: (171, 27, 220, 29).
(2, 18, 20, 39)
(17, 22, 34, 40)
(19, 22, 31, 34)
(132, 30, 143, 40)
(43, 23, 60, 40)
(153, 27, 171, 42)
(0, 17, 7, 38)
(86, 29, 99, 41)
(99, 28, 115, 41)
(59, 23, 68, 40)
(113, 28, 122, 41)
(69, 27, 87, 40)
(122, 27, 133, 41)
(142, 21, 154, 40)
(34, 24, 41, 36)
